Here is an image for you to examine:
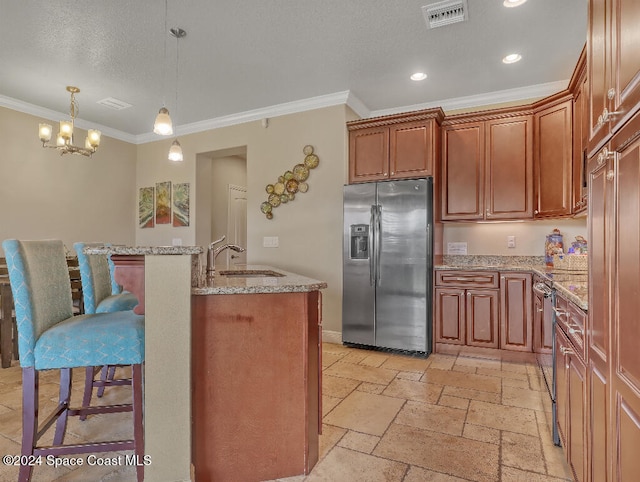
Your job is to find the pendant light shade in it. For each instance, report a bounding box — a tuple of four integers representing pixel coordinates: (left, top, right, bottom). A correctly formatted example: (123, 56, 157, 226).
(168, 139, 183, 162)
(153, 107, 173, 135)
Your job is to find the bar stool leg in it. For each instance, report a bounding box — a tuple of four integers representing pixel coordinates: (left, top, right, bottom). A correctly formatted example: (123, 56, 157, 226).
(19, 368, 37, 482)
(132, 363, 145, 482)
(53, 368, 72, 445)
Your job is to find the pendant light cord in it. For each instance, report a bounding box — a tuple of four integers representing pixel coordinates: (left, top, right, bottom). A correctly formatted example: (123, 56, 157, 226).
(162, 0, 168, 107)
(174, 30, 179, 137)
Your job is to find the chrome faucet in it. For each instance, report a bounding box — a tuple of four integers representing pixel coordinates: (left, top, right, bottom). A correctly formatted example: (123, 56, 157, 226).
(206, 236, 246, 276)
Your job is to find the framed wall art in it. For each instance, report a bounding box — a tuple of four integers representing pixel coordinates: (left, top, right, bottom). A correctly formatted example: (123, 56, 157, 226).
(155, 181, 171, 225)
(172, 182, 190, 227)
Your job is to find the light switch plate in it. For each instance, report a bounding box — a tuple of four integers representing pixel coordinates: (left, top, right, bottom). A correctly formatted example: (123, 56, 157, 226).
(507, 236, 516, 248)
(263, 236, 279, 248)
(172, 238, 183, 246)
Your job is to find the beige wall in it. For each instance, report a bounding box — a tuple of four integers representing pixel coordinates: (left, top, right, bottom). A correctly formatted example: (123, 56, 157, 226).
(0, 106, 137, 255)
(442, 217, 588, 255)
(135, 105, 349, 334)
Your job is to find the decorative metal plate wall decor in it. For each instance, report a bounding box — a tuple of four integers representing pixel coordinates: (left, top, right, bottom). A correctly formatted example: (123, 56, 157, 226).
(260, 145, 320, 219)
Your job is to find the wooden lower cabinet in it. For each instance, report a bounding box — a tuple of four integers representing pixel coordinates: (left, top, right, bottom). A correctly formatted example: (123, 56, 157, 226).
(191, 291, 322, 482)
(466, 289, 499, 348)
(555, 324, 587, 482)
(500, 272, 532, 351)
(435, 270, 534, 352)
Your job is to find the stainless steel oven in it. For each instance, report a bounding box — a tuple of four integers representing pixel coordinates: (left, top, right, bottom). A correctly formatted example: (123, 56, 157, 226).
(532, 278, 560, 446)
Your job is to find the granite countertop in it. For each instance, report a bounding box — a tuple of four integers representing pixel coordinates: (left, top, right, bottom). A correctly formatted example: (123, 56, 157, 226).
(85, 245, 203, 256)
(192, 265, 327, 295)
(436, 255, 588, 311)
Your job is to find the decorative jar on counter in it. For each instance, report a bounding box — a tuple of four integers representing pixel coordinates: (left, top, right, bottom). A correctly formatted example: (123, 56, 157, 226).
(545, 228, 564, 267)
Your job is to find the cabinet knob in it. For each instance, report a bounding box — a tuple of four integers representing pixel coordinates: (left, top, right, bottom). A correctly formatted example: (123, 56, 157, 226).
(597, 152, 605, 165)
(598, 114, 604, 127)
(536, 308, 544, 313)
(606, 170, 615, 181)
(534, 210, 539, 215)
(608, 88, 616, 100)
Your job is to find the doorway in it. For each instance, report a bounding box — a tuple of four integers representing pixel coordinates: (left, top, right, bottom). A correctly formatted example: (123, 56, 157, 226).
(195, 147, 247, 268)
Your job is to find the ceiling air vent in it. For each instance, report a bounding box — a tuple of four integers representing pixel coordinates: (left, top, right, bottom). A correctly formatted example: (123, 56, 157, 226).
(97, 97, 132, 110)
(422, 0, 468, 29)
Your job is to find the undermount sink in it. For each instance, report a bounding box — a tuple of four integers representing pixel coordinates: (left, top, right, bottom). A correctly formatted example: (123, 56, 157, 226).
(218, 269, 284, 278)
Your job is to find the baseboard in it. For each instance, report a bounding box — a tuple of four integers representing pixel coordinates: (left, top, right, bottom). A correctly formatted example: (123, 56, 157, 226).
(322, 329, 342, 345)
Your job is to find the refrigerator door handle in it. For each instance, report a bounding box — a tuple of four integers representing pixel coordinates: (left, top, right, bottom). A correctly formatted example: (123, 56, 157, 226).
(369, 205, 376, 286)
(375, 205, 382, 284)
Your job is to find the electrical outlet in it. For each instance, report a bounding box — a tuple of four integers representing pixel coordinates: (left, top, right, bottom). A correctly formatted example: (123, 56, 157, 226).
(507, 236, 516, 248)
(172, 238, 182, 246)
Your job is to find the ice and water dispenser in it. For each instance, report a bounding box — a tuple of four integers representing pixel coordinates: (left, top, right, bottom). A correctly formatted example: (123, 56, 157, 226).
(349, 224, 369, 260)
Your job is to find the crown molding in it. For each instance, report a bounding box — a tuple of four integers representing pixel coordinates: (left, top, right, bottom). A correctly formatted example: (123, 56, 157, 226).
(368, 79, 570, 118)
(0, 94, 137, 143)
(4, 80, 569, 146)
(136, 91, 353, 144)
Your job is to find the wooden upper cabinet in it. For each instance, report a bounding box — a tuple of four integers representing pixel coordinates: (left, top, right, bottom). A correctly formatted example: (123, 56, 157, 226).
(609, 0, 640, 139)
(349, 126, 389, 182)
(347, 109, 443, 184)
(588, 0, 640, 155)
(442, 122, 484, 220)
(587, 0, 610, 151)
(442, 112, 533, 221)
(390, 121, 434, 179)
(485, 115, 533, 220)
(534, 97, 573, 218)
(572, 64, 589, 214)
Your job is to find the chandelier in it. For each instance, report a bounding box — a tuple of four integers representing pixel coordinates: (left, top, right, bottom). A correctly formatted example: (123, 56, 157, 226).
(38, 86, 101, 157)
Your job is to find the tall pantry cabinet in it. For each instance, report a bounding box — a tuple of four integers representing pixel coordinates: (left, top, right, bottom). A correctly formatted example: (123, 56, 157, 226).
(587, 0, 640, 480)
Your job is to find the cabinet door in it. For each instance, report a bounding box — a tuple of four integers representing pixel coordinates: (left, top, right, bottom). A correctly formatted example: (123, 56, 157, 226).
(349, 126, 389, 183)
(568, 352, 586, 482)
(609, 0, 640, 136)
(587, 148, 613, 482)
(465, 289, 499, 348)
(611, 133, 640, 481)
(587, 0, 611, 150)
(573, 75, 589, 213)
(442, 122, 484, 220)
(485, 116, 533, 219)
(434, 288, 465, 345)
(500, 273, 532, 352)
(534, 100, 573, 218)
(390, 121, 433, 179)
(555, 325, 570, 450)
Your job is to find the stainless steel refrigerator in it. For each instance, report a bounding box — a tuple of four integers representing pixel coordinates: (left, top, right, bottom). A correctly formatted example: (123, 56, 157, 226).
(342, 178, 433, 355)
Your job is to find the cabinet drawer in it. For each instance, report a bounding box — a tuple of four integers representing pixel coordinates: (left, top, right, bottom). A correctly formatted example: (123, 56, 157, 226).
(435, 270, 499, 288)
(555, 295, 586, 362)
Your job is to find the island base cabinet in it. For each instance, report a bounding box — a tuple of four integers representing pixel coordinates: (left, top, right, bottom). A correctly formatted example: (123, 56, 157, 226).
(191, 291, 321, 482)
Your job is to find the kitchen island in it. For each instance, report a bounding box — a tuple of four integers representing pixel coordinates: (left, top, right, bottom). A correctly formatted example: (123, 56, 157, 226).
(85, 247, 327, 482)
(192, 266, 326, 481)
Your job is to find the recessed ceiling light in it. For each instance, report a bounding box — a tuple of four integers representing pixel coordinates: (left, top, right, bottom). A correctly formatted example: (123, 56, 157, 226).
(502, 53, 522, 64)
(503, 0, 527, 7)
(410, 72, 428, 81)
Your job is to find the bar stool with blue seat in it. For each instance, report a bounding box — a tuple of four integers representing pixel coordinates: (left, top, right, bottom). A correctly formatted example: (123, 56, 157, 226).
(2, 239, 145, 482)
(73, 242, 139, 415)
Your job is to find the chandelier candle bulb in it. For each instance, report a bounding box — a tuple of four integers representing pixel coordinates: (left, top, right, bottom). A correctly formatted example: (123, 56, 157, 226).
(59, 120, 73, 139)
(38, 123, 52, 142)
(87, 129, 101, 148)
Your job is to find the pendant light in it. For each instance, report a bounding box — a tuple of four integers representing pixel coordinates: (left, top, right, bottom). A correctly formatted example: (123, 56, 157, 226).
(153, 0, 173, 136)
(168, 27, 185, 162)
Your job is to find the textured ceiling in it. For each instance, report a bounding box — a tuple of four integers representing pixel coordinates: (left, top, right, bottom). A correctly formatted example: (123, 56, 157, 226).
(0, 0, 587, 140)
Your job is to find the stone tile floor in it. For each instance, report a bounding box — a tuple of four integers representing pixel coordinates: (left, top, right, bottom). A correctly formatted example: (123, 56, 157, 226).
(0, 343, 573, 481)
